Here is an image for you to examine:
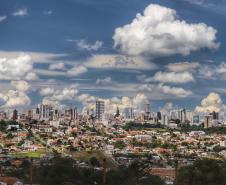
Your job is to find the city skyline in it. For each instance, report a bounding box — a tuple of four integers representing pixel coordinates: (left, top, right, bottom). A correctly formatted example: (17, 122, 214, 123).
(1, 1, 226, 185)
(1, 0, 226, 112)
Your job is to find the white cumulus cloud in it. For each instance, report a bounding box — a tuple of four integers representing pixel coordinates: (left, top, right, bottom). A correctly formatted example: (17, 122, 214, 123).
(11, 80, 30, 92)
(75, 40, 103, 51)
(196, 92, 225, 113)
(96, 77, 113, 86)
(113, 4, 219, 57)
(0, 80, 31, 108)
(152, 71, 195, 84)
(39, 87, 55, 96)
(0, 53, 38, 80)
(12, 8, 28, 17)
(139, 83, 192, 98)
(40, 86, 79, 107)
(67, 65, 88, 76)
(78, 93, 149, 114)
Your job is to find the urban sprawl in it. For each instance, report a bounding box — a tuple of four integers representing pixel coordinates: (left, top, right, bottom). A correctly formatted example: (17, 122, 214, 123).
(0, 101, 226, 184)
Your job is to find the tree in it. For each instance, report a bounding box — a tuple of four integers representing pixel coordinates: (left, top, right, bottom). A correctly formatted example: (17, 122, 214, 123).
(89, 157, 100, 167)
(8, 156, 165, 185)
(6, 132, 13, 139)
(175, 159, 226, 185)
(114, 140, 126, 150)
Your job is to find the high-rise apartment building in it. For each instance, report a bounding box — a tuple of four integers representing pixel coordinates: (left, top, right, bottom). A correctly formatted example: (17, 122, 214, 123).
(96, 101, 105, 121)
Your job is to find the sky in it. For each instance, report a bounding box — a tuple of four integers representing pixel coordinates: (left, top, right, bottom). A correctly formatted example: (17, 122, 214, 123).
(0, 0, 226, 113)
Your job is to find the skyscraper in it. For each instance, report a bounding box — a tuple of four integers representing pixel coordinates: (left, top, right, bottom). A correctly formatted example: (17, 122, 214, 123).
(96, 100, 105, 121)
(145, 103, 150, 114)
(65, 107, 77, 120)
(179, 109, 186, 123)
(12, 109, 18, 121)
(211, 111, 219, 120)
(40, 104, 52, 120)
(124, 107, 134, 120)
(157, 112, 162, 121)
(144, 103, 151, 121)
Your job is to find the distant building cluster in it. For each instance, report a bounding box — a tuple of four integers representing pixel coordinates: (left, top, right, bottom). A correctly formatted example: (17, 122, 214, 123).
(1, 100, 226, 185)
(0, 101, 225, 129)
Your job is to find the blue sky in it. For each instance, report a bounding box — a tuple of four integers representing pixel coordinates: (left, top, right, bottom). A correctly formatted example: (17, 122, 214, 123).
(0, 0, 226, 112)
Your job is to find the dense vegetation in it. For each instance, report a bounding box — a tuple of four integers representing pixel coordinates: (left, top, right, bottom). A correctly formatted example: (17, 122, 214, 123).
(9, 157, 165, 185)
(131, 138, 177, 150)
(180, 124, 226, 134)
(8, 155, 226, 185)
(175, 159, 226, 185)
(0, 120, 20, 132)
(114, 140, 126, 149)
(123, 122, 163, 131)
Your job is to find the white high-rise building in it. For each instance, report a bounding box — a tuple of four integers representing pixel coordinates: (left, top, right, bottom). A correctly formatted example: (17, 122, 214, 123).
(32, 108, 40, 120)
(39, 104, 52, 121)
(96, 101, 105, 121)
(65, 107, 77, 120)
(186, 110, 193, 123)
(161, 114, 169, 125)
(124, 107, 134, 120)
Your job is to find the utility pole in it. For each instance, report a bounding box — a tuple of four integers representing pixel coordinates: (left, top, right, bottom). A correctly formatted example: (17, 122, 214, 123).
(103, 158, 106, 185)
(175, 159, 178, 184)
(29, 158, 33, 185)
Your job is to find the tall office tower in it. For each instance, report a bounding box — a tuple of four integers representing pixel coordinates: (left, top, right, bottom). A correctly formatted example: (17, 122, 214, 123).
(30, 107, 40, 120)
(40, 104, 52, 120)
(65, 109, 71, 120)
(170, 110, 178, 120)
(179, 109, 186, 123)
(12, 109, 18, 121)
(161, 114, 169, 125)
(144, 103, 151, 121)
(53, 109, 59, 120)
(96, 100, 105, 121)
(49, 109, 54, 120)
(157, 112, 162, 121)
(36, 107, 40, 115)
(124, 107, 134, 120)
(145, 103, 150, 114)
(186, 110, 193, 123)
(204, 115, 213, 128)
(211, 111, 219, 120)
(27, 109, 33, 119)
(65, 107, 77, 120)
(71, 107, 77, 120)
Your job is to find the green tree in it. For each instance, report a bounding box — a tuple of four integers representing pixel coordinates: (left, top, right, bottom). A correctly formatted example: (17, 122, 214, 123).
(114, 140, 126, 150)
(175, 159, 226, 185)
(89, 157, 100, 167)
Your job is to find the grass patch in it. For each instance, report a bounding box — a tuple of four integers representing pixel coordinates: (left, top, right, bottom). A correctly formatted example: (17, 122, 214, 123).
(10, 150, 46, 158)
